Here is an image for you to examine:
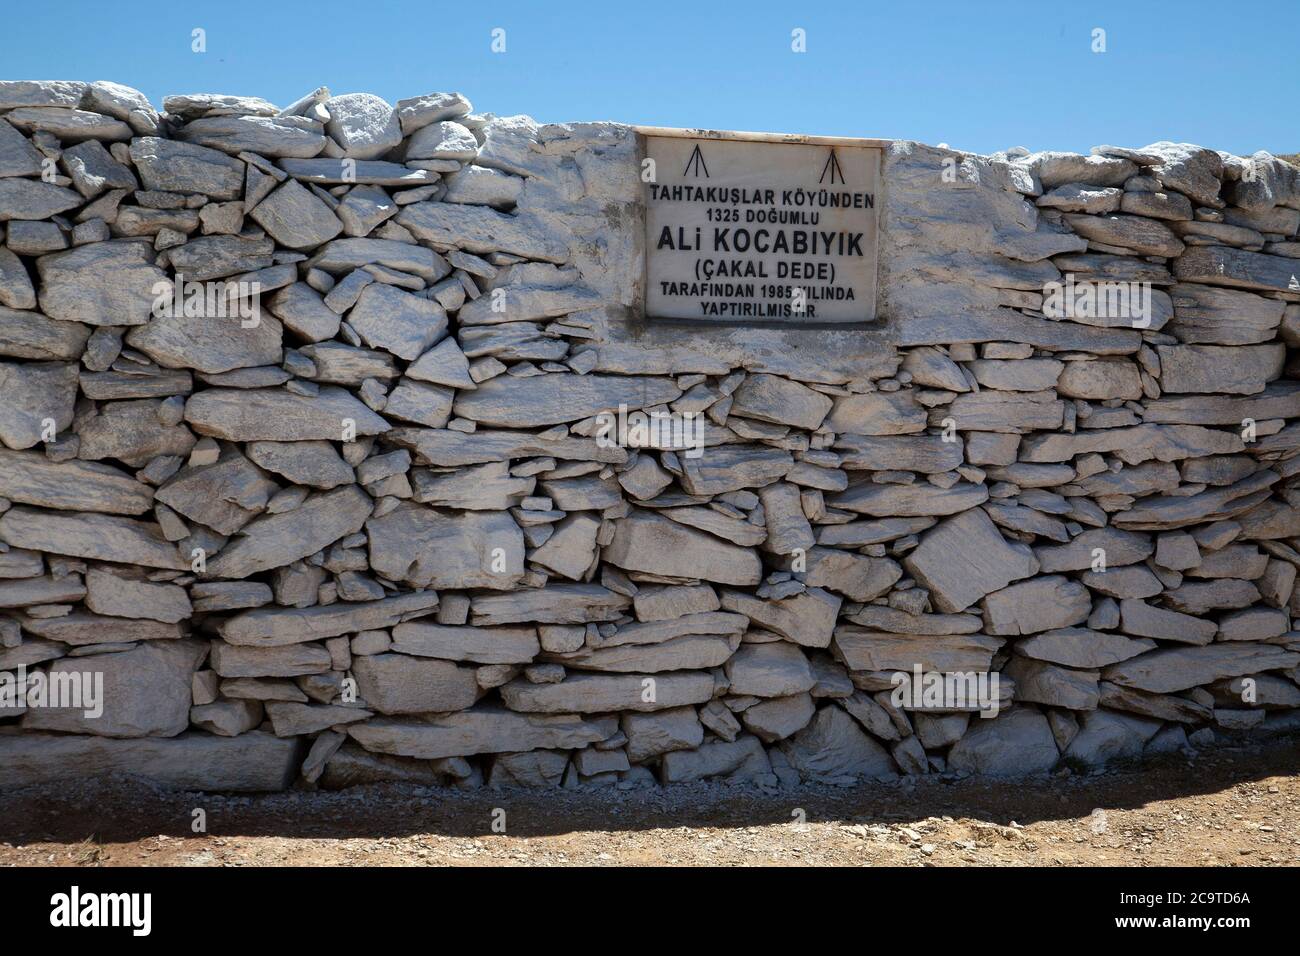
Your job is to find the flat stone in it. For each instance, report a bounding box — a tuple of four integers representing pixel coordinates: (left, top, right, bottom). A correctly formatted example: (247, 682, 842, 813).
(836, 434, 964, 473)
(723, 642, 816, 698)
(1003, 657, 1099, 710)
(0, 507, 186, 569)
(397, 201, 567, 262)
(454, 373, 681, 428)
(23, 640, 204, 737)
(349, 706, 614, 760)
(603, 509, 762, 586)
(1064, 709, 1162, 767)
(280, 158, 436, 188)
(218, 591, 439, 648)
(679, 444, 793, 495)
(155, 450, 279, 534)
(207, 485, 372, 579)
(175, 115, 327, 159)
(366, 504, 523, 590)
(719, 588, 842, 648)
(0, 177, 83, 221)
(1016, 628, 1155, 668)
(388, 427, 626, 466)
(0, 116, 45, 178)
(832, 629, 1003, 673)
(74, 398, 196, 467)
(471, 584, 630, 626)
(0, 732, 301, 792)
(85, 565, 191, 623)
(661, 735, 774, 783)
(246, 440, 354, 489)
(184, 386, 389, 441)
(1173, 245, 1300, 295)
(37, 240, 168, 326)
(776, 705, 897, 781)
(904, 508, 1037, 612)
(0, 448, 152, 514)
(1103, 643, 1300, 693)
(348, 283, 448, 360)
(248, 179, 343, 249)
(829, 482, 989, 517)
(266, 283, 341, 342)
(946, 706, 1059, 775)
(500, 672, 714, 713)
(560, 633, 739, 673)
(352, 653, 479, 715)
(126, 309, 283, 374)
(129, 137, 244, 199)
(1157, 343, 1284, 395)
(391, 622, 539, 664)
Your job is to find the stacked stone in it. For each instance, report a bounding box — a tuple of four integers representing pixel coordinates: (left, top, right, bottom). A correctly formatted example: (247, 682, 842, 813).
(0, 79, 1296, 792)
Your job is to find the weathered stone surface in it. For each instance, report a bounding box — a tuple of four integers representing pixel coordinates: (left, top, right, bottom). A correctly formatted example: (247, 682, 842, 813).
(129, 137, 244, 199)
(777, 705, 897, 781)
(661, 734, 773, 783)
(248, 178, 343, 249)
(830, 482, 989, 518)
(1173, 245, 1300, 295)
(947, 707, 1059, 775)
(1103, 643, 1300, 693)
(562, 633, 739, 673)
(904, 508, 1038, 612)
(0, 732, 301, 792)
(218, 591, 438, 649)
(729, 374, 832, 429)
(500, 672, 713, 713)
(0, 449, 153, 514)
(604, 510, 762, 586)
(454, 374, 680, 428)
(1157, 344, 1284, 395)
(832, 629, 1003, 673)
(391, 623, 539, 664)
(1015, 628, 1155, 668)
(367, 504, 523, 590)
(0, 507, 186, 569)
(207, 485, 372, 579)
(621, 707, 704, 763)
(176, 115, 327, 159)
(723, 642, 816, 698)
(471, 584, 629, 626)
(184, 386, 389, 441)
(85, 565, 191, 623)
(398, 201, 568, 262)
(127, 309, 283, 374)
(348, 283, 448, 361)
(37, 240, 168, 327)
(679, 445, 793, 495)
(352, 653, 479, 715)
(24, 640, 205, 737)
(351, 706, 613, 760)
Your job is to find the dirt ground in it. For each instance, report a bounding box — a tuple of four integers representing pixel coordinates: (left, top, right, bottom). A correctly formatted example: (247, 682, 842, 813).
(2, 736, 1299, 867)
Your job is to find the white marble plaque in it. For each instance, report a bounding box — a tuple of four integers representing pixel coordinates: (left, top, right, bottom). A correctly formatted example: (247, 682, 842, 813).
(644, 135, 880, 324)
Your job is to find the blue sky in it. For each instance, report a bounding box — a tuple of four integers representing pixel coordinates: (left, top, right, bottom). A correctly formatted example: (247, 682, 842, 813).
(2, 0, 1295, 156)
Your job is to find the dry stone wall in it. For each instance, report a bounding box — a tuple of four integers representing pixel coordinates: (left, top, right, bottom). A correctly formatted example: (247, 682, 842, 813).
(0, 79, 1298, 792)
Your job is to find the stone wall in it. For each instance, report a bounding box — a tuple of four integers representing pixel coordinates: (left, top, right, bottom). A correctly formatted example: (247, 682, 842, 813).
(1, 79, 1298, 792)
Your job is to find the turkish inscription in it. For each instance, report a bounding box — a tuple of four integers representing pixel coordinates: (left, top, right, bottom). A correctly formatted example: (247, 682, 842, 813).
(644, 134, 881, 324)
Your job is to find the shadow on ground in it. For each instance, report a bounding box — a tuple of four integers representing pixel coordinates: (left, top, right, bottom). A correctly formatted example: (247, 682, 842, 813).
(2, 735, 1297, 847)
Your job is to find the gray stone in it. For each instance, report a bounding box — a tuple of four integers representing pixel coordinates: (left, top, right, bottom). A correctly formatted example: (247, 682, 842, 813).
(947, 707, 1059, 775)
(1103, 643, 1300, 693)
(352, 653, 479, 715)
(248, 179, 343, 249)
(184, 386, 389, 441)
(0, 448, 153, 514)
(777, 705, 897, 781)
(218, 591, 439, 647)
(0, 507, 186, 569)
(325, 93, 403, 159)
(391, 622, 539, 664)
(348, 283, 448, 360)
(604, 509, 762, 587)
(367, 504, 523, 590)
(0, 731, 300, 792)
(37, 240, 169, 326)
(129, 137, 244, 199)
(500, 671, 714, 713)
(904, 508, 1038, 612)
(175, 115, 327, 158)
(85, 565, 191, 623)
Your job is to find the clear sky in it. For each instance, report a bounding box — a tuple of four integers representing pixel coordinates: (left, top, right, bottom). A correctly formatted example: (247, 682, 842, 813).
(2, 0, 1295, 157)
